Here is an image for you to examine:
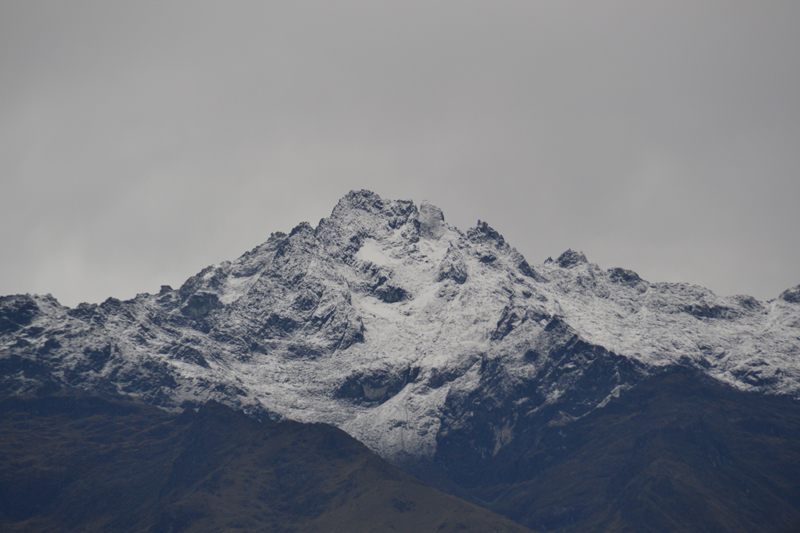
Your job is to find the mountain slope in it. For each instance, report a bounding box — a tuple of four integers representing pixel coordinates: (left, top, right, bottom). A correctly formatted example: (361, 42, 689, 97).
(440, 368, 800, 532)
(0, 389, 533, 533)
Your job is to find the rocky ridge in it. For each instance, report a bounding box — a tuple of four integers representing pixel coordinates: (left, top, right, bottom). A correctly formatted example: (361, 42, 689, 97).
(1, 190, 799, 469)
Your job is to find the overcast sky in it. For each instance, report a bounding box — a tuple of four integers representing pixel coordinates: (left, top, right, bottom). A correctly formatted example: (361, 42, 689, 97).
(1, 1, 798, 307)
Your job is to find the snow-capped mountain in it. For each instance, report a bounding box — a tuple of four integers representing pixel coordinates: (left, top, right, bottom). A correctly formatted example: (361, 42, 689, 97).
(2, 190, 799, 469)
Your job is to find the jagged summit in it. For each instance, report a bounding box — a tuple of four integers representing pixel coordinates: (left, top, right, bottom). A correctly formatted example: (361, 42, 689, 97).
(555, 248, 587, 268)
(324, 189, 436, 237)
(780, 284, 800, 304)
(468, 220, 505, 244)
(1, 190, 799, 470)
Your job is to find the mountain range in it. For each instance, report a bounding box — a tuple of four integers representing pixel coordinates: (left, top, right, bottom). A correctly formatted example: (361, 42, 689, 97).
(2, 190, 800, 531)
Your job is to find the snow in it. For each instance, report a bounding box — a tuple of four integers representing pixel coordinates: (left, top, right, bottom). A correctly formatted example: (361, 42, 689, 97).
(218, 272, 258, 305)
(3, 190, 799, 466)
(355, 239, 395, 267)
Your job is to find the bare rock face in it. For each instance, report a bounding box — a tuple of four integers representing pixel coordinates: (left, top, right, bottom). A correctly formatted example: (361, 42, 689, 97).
(1, 189, 799, 483)
(555, 249, 587, 268)
(418, 200, 447, 240)
(780, 285, 800, 304)
(0, 295, 41, 335)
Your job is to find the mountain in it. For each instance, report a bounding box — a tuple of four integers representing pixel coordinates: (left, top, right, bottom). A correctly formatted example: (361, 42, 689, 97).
(440, 367, 800, 532)
(2, 189, 800, 530)
(0, 389, 531, 532)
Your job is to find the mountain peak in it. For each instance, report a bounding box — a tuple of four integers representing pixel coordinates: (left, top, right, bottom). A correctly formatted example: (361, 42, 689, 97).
(556, 248, 587, 268)
(331, 190, 417, 220)
(325, 190, 417, 239)
(337, 189, 386, 211)
(779, 285, 800, 304)
(467, 220, 506, 245)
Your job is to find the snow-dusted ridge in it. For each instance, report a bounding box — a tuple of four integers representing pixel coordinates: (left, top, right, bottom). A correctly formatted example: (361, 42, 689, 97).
(1, 190, 799, 465)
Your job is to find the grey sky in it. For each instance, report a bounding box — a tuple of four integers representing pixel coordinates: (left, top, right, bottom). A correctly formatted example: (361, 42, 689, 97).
(1, 1, 798, 307)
